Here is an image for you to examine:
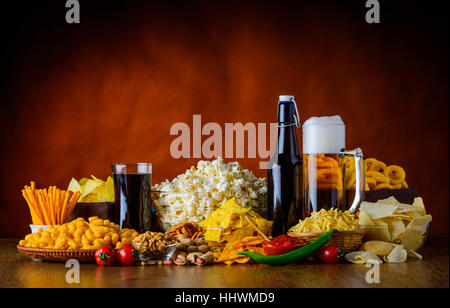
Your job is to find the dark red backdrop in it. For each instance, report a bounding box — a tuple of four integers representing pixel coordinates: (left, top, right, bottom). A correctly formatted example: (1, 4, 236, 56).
(1, 0, 448, 237)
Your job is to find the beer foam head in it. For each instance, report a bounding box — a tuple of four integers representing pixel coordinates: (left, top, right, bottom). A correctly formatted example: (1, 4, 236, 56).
(302, 116, 345, 154)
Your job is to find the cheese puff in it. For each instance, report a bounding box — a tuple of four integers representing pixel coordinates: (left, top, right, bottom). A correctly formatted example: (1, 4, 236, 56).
(121, 237, 132, 246)
(85, 229, 95, 241)
(116, 242, 124, 250)
(75, 218, 87, 229)
(54, 238, 67, 249)
(93, 239, 104, 250)
(91, 219, 104, 227)
(111, 233, 120, 246)
(103, 235, 112, 246)
(67, 239, 78, 249)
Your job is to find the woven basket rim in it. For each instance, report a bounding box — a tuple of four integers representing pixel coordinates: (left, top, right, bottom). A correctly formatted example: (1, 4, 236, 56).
(17, 245, 97, 254)
(287, 229, 366, 237)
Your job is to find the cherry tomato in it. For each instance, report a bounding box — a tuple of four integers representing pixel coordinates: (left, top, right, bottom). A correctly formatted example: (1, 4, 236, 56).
(95, 246, 115, 266)
(116, 246, 140, 266)
(319, 246, 344, 264)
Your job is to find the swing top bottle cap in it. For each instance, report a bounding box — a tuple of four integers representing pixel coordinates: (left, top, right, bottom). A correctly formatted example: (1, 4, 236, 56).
(279, 95, 295, 102)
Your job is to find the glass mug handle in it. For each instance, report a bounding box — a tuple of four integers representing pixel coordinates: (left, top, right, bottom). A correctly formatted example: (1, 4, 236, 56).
(339, 148, 365, 213)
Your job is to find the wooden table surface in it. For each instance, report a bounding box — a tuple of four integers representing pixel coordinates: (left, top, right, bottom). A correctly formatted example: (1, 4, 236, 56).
(1, 237, 448, 288)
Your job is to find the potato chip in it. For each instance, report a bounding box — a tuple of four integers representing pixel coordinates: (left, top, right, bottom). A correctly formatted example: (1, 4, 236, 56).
(377, 196, 400, 205)
(407, 250, 423, 260)
(383, 245, 407, 263)
(407, 215, 432, 228)
(358, 211, 374, 227)
(68, 176, 115, 203)
(68, 178, 82, 193)
(104, 176, 115, 202)
(365, 220, 391, 242)
(384, 217, 406, 243)
(345, 251, 383, 264)
(412, 197, 426, 216)
(363, 241, 395, 257)
(400, 229, 425, 251)
(360, 202, 397, 219)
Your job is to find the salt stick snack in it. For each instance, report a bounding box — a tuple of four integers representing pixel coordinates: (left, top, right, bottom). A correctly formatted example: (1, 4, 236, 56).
(21, 181, 81, 225)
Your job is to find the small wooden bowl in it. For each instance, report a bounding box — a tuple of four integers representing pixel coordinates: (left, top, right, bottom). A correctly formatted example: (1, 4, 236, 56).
(287, 229, 366, 253)
(17, 245, 96, 262)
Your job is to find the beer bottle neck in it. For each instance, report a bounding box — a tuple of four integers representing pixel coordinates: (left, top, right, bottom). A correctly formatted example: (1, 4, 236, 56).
(277, 125, 300, 155)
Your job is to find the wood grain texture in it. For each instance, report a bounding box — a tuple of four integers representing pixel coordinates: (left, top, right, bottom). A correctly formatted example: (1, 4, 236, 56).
(1, 237, 448, 288)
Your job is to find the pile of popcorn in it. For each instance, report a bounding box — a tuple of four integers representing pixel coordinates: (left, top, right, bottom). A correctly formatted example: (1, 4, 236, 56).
(152, 158, 267, 231)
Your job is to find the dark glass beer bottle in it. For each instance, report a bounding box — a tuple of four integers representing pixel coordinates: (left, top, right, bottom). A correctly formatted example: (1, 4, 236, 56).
(267, 95, 302, 236)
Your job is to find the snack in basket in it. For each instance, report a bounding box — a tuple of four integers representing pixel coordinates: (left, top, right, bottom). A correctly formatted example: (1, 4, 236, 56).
(67, 175, 114, 203)
(22, 181, 81, 225)
(167, 222, 204, 240)
(359, 196, 432, 250)
(198, 198, 272, 250)
(152, 158, 267, 231)
(214, 236, 266, 265)
(18, 216, 138, 250)
(132, 231, 176, 260)
(289, 208, 359, 233)
(345, 157, 408, 191)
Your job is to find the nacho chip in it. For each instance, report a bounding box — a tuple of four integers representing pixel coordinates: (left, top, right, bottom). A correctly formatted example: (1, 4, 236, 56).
(204, 228, 222, 242)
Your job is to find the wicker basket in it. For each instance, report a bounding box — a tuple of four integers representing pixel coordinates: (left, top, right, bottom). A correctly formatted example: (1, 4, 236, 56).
(287, 230, 366, 253)
(17, 245, 96, 262)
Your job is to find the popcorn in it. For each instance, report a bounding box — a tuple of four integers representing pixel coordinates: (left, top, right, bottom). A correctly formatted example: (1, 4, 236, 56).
(152, 158, 267, 231)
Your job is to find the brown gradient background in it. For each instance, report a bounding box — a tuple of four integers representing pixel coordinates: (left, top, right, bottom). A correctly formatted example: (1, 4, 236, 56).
(0, 0, 448, 237)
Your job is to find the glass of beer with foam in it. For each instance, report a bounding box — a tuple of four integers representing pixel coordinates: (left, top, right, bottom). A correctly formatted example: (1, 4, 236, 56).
(302, 116, 364, 218)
